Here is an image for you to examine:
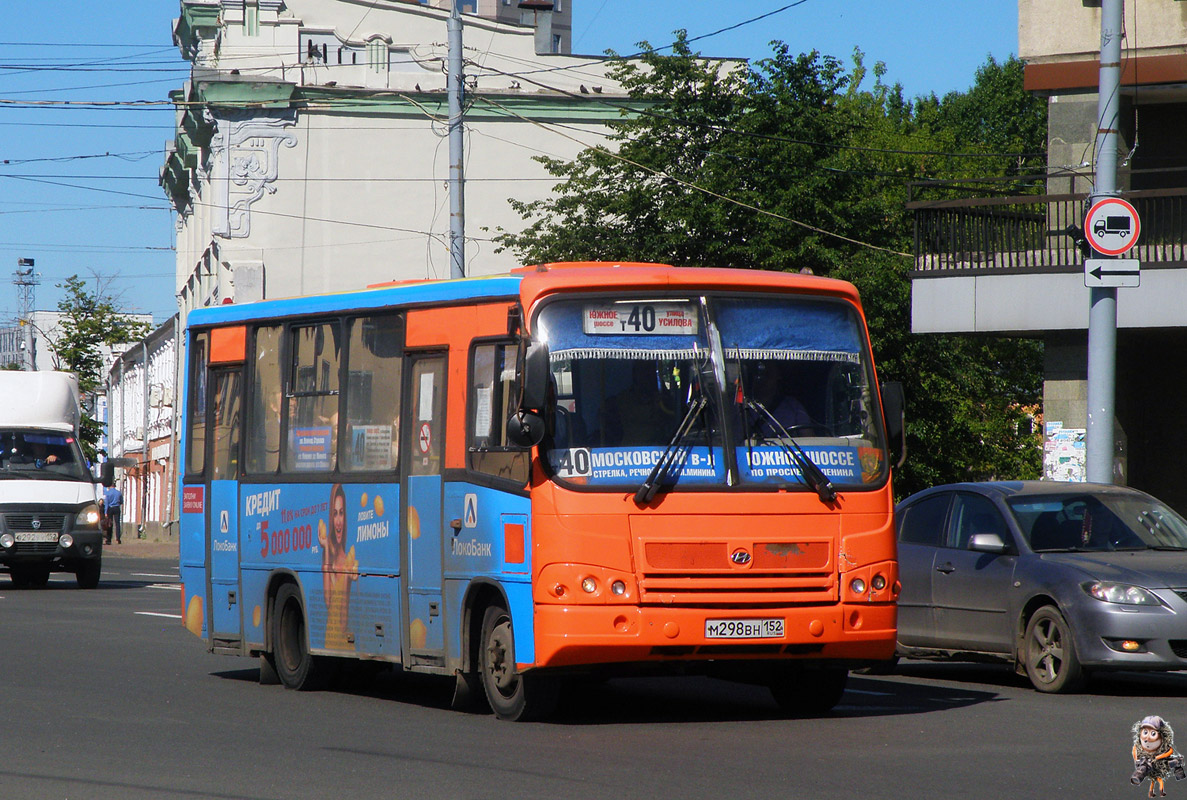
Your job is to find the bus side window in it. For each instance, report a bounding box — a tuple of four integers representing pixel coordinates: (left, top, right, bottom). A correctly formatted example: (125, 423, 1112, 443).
(469, 342, 529, 485)
(246, 325, 283, 474)
(343, 314, 403, 472)
(186, 332, 208, 477)
(285, 322, 341, 472)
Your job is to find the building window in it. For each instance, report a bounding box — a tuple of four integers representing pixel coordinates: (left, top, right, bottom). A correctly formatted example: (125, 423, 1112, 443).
(554, 0, 562, 11)
(244, 1, 260, 36)
(552, 34, 562, 53)
(367, 39, 388, 73)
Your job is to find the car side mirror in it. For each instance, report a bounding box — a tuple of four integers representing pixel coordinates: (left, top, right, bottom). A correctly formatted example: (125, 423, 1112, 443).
(968, 532, 1009, 554)
(98, 461, 115, 487)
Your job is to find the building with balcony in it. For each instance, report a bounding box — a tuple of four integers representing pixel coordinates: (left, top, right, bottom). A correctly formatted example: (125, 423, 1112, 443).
(910, 0, 1187, 508)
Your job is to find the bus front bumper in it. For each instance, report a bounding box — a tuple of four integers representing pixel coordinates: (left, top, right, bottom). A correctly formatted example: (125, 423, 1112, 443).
(530, 602, 896, 669)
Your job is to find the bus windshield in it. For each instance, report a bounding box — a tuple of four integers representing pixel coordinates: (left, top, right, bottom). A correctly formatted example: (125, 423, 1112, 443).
(538, 293, 888, 492)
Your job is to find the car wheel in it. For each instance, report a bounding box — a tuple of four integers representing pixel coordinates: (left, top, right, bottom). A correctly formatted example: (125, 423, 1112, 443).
(1023, 605, 1084, 693)
(479, 605, 559, 721)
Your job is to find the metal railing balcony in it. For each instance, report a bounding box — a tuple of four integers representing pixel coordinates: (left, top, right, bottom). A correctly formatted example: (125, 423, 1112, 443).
(908, 171, 1187, 275)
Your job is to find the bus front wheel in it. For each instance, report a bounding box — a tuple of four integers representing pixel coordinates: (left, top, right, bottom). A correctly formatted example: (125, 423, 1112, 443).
(768, 666, 848, 716)
(272, 583, 330, 691)
(479, 605, 558, 721)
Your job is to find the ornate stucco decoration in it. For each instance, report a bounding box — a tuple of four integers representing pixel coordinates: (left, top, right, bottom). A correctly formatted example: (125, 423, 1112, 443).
(210, 110, 298, 238)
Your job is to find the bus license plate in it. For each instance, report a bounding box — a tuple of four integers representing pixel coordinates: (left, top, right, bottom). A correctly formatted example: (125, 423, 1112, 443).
(15, 532, 58, 544)
(705, 618, 784, 639)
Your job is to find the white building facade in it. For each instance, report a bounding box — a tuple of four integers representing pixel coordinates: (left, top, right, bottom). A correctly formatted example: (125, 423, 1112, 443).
(106, 319, 180, 539)
(164, 0, 630, 320)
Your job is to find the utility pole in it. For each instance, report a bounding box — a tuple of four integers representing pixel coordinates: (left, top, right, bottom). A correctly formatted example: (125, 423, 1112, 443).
(14, 257, 38, 371)
(447, 0, 465, 279)
(1085, 0, 1123, 483)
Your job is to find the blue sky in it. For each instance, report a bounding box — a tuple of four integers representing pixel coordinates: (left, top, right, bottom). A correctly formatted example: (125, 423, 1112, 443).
(0, 0, 1018, 326)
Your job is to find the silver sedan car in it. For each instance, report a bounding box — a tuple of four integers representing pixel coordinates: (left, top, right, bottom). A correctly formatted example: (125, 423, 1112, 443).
(895, 481, 1187, 692)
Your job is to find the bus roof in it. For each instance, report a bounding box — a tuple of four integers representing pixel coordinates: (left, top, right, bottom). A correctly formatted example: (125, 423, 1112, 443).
(184, 263, 862, 329)
(185, 273, 524, 327)
(515, 263, 862, 313)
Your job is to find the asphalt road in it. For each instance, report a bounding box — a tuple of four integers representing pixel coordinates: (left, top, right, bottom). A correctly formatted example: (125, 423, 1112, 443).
(1, 552, 1184, 799)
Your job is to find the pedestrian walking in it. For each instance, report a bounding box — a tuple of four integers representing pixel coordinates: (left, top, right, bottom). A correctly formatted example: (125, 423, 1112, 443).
(103, 483, 123, 545)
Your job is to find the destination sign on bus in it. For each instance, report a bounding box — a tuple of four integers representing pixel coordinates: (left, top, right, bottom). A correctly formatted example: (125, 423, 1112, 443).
(582, 302, 698, 335)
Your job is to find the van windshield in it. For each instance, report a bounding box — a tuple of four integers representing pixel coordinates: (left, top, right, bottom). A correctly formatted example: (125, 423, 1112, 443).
(0, 430, 91, 482)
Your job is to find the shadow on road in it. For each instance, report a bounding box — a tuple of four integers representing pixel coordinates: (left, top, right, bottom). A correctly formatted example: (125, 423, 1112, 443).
(211, 663, 1003, 724)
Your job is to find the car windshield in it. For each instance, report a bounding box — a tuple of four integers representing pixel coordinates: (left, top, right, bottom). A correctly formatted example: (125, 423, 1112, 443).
(536, 293, 888, 493)
(1008, 492, 1187, 552)
(0, 429, 91, 482)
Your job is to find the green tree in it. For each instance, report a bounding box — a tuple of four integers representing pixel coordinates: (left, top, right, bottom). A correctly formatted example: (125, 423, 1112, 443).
(54, 275, 151, 459)
(495, 36, 1045, 496)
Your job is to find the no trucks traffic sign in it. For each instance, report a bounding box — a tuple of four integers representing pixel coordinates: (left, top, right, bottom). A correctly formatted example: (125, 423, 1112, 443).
(1084, 196, 1140, 257)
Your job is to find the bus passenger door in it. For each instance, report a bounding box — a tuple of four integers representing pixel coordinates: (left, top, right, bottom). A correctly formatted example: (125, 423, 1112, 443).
(207, 368, 243, 650)
(402, 353, 447, 666)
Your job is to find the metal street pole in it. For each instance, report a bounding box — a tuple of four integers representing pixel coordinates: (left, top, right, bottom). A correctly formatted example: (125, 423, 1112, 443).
(1085, 0, 1123, 484)
(447, 0, 465, 279)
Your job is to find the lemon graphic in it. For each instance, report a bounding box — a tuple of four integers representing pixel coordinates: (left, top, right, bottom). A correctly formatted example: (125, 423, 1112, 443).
(184, 594, 204, 636)
(252, 605, 262, 628)
(408, 505, 420, 539)
(360, 492, 368, 508)
(317, 518, 327, 547)
(374, 495, 384, 517)
(410, 618, 427, 649)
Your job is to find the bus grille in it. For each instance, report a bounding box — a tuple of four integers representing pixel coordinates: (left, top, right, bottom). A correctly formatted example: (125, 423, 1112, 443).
(638, 572, 837, 607)
(4, 514, 67, 533)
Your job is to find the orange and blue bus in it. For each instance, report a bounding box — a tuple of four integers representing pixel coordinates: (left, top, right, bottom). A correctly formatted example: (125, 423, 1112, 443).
(179, 262, 904, 720)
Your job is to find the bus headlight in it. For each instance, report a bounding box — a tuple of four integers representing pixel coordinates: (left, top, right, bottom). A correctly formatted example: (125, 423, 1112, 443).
(75, 504, 102, 529)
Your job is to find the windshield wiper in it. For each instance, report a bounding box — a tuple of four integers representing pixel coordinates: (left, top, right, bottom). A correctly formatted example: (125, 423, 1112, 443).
(633, 396, 708, 506)
(744, 398, 837, 503)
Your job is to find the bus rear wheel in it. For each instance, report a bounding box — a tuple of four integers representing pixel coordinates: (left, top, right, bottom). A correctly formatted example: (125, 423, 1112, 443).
(479, 605, 558, 721)
(272, 583, 330, 691)
(768, 666, 848, 716)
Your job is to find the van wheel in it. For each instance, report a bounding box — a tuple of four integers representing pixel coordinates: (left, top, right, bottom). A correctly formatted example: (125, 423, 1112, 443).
(272, 583, 330, 690)
(479, 605, 558, 721)
(76, 558, 101, 589)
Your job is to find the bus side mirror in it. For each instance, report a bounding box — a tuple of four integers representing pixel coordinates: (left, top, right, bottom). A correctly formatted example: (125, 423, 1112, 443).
(520, 341, 550, 412)
(506, 410, 546, 448)
(881, 381, 906, 468)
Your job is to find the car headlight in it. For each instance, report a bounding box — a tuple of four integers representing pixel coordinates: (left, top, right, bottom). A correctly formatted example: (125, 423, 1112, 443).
(1083, 581, 1163, 606)
(75, 504, 102, 529)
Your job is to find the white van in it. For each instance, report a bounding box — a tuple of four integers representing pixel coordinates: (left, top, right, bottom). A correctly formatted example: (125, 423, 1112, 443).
(0, 371, 105, 588)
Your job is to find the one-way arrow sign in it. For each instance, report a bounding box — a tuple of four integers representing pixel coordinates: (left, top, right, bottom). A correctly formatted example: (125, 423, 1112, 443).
(1085, 258, 1140, 288)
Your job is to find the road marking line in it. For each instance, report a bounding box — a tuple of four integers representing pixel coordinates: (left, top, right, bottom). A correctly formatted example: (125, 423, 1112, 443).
(133, 573, 180, 579)
(148, 583, 182, 591)
(136, 612, 182, 619)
